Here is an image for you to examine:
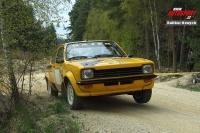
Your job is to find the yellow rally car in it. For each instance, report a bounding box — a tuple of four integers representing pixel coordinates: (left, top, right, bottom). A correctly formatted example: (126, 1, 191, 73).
(45, 40, 157, 110)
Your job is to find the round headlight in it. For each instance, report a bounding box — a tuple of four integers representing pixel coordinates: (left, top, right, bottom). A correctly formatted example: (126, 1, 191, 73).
(142, 65, 153, 74)
(81, 69, 94, 79)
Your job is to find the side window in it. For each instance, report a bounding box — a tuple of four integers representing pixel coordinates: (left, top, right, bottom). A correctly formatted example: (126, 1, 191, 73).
(51, 51, 57, 64)
(56, 47, 64, 63)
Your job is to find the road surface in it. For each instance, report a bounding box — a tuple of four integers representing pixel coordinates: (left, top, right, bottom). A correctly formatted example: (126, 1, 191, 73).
(33, 76, 200, 133)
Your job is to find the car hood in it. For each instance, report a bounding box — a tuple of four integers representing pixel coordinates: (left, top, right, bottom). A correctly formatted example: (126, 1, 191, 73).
(67, 57, 154, 69)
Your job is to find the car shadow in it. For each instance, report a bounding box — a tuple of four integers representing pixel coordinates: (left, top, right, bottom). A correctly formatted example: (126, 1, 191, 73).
(80, 95, 161, 114)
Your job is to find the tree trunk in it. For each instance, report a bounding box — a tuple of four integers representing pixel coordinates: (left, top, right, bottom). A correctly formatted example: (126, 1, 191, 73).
(144, 0, 149, 59)
(145, 25, 150, 59)
(168, 35, 170, 70)
(29, 62, 33, 95)
(179, 25, 186, 70)
(172, 26, 177, 72)
(149, 0, 161, 71)
(149, 0, 157, 58)
(8, 59, 20, 106)
(153, 0, 161, 71)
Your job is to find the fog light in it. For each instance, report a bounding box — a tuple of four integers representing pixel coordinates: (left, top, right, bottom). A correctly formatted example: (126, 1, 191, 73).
(84, 85, 93, 89)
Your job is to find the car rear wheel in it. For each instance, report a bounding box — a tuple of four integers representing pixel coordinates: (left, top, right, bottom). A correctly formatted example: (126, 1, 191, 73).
(133, 89, 152, 103)
(61, 83, 67, 100)
(46, 79, 58, 97)
(67, 82, 84, 110)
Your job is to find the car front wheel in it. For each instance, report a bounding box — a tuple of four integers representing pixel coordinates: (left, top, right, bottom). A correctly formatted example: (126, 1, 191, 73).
(67, 82, 84, 110)
(46, 79, 58, 97)
(133, 89, 152, 103)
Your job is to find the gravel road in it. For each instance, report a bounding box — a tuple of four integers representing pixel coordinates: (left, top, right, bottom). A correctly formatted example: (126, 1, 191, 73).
(33, 75, 200, 133)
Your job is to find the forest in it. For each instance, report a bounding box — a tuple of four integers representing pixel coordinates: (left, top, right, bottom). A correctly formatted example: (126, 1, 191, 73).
(67, 0, 200, 72)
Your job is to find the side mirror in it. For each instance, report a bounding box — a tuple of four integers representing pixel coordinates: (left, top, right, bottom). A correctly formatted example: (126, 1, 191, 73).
(128, 54, 133, 58)
(56, 58, 64, 63)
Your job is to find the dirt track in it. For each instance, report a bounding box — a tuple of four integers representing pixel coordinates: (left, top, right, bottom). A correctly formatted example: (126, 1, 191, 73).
(33, 76, 200, 133)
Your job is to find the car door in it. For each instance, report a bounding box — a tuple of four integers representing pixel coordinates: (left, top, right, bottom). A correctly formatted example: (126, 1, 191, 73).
(48, 50, 57, 85)
(53, 47, 64, 91)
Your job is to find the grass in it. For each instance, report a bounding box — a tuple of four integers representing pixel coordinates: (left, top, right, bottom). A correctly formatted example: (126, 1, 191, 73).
(0, 95, 82, 133)
(182, 86, 200, 92)
(176, 81, 200, 92)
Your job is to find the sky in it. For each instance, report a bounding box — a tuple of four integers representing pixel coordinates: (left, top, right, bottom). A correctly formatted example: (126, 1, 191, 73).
(55, 0, 75, 39)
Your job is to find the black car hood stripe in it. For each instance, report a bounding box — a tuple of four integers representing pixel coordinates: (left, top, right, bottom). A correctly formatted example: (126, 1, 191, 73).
(79, 60, 103, 66)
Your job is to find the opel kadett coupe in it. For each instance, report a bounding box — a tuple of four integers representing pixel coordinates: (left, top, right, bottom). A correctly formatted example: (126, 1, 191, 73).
(45, 40, 157, 110)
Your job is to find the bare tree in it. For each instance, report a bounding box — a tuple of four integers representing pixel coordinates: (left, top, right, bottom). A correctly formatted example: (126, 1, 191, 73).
(149, 0, 161, 71)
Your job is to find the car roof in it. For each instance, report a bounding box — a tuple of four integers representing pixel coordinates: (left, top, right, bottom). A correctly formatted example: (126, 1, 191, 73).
(64, 40, 112, 45)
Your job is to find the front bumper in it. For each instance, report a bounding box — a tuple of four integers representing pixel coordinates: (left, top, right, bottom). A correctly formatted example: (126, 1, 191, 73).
(76, 75, 157, 85)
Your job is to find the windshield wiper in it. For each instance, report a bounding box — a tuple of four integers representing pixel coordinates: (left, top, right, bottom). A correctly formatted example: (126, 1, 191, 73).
(67, 56, 88, 60)
(92, 54, 114, 58)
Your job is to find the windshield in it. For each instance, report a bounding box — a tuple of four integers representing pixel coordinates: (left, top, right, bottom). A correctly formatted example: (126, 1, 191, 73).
(66, 42, 126, 60)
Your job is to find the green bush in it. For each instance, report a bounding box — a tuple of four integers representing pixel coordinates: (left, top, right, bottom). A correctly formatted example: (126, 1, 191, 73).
(0, 97, 81, 133)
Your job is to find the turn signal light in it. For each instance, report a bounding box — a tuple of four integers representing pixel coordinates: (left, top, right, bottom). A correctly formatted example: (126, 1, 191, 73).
(144, 79, 152, 83)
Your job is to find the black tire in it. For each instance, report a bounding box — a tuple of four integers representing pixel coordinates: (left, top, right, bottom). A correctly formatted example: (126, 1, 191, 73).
(46, 79, 58, 97)
(133, 89, 152, 103)
(66, 82, 84, 110)
(61, 83, 67, 100)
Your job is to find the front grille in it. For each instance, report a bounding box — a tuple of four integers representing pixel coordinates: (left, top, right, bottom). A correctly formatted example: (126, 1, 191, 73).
(93, 67, 142, 78)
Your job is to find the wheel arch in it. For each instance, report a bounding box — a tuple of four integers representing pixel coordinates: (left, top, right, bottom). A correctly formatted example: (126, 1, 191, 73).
(64, 71, 90, 97)
(45, 75, 58, 91)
